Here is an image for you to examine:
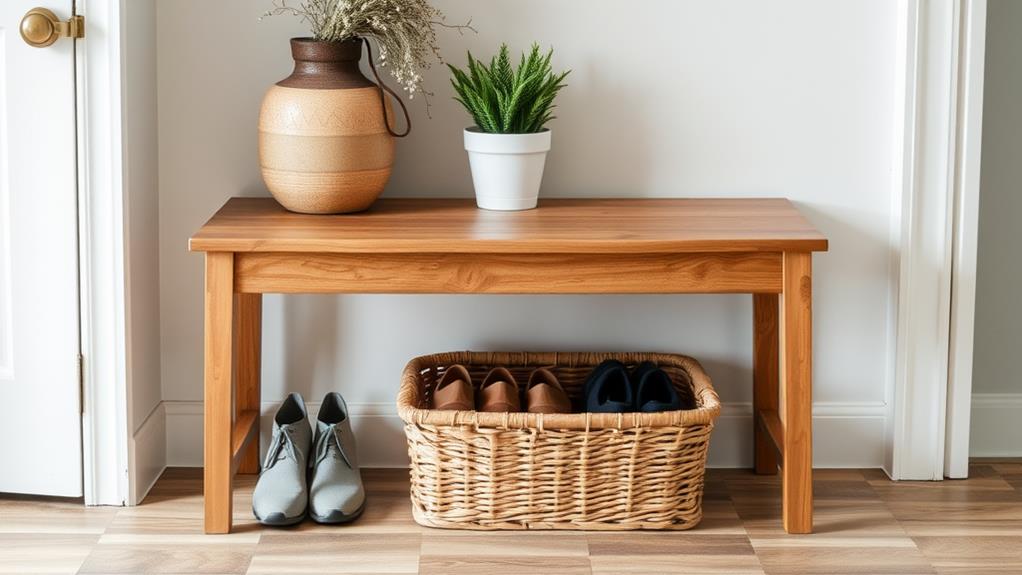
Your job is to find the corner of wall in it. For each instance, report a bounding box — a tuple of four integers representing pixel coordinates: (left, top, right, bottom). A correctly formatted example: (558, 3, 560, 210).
(129, 402, 166, 504)
(123, 0, 165, 505)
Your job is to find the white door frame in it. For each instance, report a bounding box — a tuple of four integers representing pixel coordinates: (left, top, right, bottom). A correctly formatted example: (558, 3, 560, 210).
(945, 0, 986, 479)
(890, 0, 986, 481)
(78, 0, 130, 506)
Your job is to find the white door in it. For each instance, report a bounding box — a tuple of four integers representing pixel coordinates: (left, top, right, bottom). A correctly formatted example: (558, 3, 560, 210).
(0, 1, 82, 496)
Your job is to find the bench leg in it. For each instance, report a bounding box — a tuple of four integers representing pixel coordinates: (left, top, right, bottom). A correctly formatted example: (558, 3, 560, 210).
(234, 293, 262, 475)
(781, 251, 813, 534)
(753, 293, 780, 475)
(204, 252, 235, 534)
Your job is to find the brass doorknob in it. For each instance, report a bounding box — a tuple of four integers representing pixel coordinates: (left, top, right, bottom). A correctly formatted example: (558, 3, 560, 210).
(20, 7, 84, 48)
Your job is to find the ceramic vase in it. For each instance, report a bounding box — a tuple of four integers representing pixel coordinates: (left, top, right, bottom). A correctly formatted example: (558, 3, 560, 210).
(259, 38, 394, 214)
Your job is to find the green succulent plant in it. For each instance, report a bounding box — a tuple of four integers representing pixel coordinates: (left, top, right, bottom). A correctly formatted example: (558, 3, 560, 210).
(449, 43, 570, 134)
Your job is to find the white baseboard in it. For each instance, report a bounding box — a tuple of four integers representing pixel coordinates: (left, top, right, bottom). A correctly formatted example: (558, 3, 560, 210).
(129, 402, 167, 505)
(164, 399, 887, 469)
(165, 400, 408, 468)
(711, 402, 887, 468)
(970, 393, 1022, 457)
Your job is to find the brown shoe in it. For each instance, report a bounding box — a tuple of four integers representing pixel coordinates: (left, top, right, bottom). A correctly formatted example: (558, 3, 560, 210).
(477, 367, 521, 412)
(431, 364, 474, 410)
(526, 368, 572, 414)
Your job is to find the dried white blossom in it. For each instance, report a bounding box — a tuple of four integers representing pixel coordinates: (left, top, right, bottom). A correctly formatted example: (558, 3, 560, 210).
(263, 0, 474, 101)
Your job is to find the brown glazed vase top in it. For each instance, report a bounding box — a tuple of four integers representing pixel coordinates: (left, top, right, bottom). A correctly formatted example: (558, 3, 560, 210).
(259, 38, 394, 214)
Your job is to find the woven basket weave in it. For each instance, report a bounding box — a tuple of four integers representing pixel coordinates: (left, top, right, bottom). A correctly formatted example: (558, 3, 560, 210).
(397, 351, 721, 530)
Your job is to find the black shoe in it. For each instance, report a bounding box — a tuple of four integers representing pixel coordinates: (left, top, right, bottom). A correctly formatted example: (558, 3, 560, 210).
(632, 361, 689, 412)
(583, 359, 633, 413)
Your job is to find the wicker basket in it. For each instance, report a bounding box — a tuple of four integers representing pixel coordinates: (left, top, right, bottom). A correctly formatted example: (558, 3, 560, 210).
(396, 351, 721, 531)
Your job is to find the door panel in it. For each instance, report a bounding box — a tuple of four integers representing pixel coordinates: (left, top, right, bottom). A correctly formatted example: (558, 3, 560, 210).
(0, 1, 82, 496)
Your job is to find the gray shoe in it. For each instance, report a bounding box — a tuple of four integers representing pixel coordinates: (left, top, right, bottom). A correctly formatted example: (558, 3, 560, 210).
(308, 392, 366, 523)
(252, 392, 312, 526)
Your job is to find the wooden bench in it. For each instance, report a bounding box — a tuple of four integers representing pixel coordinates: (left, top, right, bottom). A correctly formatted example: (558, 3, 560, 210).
(190, 197, 828, 534)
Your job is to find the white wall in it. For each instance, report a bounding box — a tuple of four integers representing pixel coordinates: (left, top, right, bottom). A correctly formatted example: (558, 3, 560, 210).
(157, 0, 900, 468)
(970, 0, 1022, 457)
(123, 0, 165, 501)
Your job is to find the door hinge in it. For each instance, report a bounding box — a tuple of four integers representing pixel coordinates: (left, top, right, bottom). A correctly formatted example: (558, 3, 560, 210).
(77, 353, 84, 415)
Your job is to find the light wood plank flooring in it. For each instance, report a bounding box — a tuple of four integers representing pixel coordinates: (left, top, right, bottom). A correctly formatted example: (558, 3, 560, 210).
(1, 462, 1020, 575)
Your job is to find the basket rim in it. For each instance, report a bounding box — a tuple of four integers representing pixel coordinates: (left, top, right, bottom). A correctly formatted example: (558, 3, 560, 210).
(396, 351, 722, 431)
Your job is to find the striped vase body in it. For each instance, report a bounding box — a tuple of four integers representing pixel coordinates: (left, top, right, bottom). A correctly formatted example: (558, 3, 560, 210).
(259, 38, 393, 214)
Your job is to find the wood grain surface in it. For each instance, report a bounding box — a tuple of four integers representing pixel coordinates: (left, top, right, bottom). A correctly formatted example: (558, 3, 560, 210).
(189, 197, 830, 254)
(4, 463, 1021, 574)
(203, 252, 234, 535)
(233, 251, 784, 294)
(781, 252, 814, 534)
(233, 293, 262, 475)
(753, 293, 781, 475)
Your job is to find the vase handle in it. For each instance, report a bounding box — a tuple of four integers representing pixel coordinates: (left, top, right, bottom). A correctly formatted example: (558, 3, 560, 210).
(363, 39, 411, 138)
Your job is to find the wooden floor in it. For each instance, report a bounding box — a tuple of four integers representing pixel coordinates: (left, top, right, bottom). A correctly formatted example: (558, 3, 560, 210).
(2, 463, 1021, 575)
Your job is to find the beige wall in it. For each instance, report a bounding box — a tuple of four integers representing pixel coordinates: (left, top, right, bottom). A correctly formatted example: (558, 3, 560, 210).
(156, 0, 901, 467)
(969, 0, 1022, 457)
(973, 0, 1022, 396)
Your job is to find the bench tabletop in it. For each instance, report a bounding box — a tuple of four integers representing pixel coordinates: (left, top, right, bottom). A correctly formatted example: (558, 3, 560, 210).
(189, 197, 828, 254)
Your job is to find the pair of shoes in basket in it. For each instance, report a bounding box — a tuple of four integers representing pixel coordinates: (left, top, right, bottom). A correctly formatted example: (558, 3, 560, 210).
(252, 392, 366, 526)
(430, 365, 572, 414)
(584, 359, 696, 413)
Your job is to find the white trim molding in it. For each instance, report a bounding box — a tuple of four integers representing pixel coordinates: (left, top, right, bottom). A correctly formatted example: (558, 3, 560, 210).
(161, 400, 888, 471)
(79, 0, 164, 505)
(890, 0, 983, 481)
(970, 394, 1022, 458)
(78, 0, 130, 506)
(945, 0, 987, 479)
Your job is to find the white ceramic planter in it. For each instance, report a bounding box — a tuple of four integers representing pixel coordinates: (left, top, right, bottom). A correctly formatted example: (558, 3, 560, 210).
(464, 128, 551, 211)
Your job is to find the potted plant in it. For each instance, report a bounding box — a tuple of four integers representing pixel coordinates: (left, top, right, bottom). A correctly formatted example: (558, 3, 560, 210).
(449, 44, 570, 211)
(260, 0, 472, 214)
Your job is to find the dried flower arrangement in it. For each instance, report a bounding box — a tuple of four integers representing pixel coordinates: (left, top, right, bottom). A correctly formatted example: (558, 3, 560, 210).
(263, 0, 473, 103)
